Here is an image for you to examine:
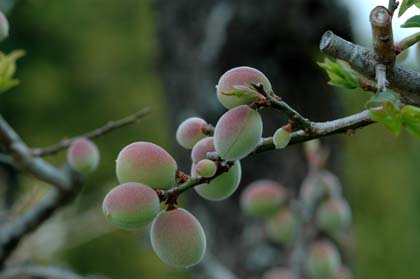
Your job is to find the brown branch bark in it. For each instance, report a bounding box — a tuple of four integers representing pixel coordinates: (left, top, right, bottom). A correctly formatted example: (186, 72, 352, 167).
(370, 6, 395, 66)
(320, 31, 420, 105)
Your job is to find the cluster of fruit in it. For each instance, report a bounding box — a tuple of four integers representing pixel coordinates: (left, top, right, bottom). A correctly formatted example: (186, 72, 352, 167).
(65, 66, 351, 276)
(243, 141, 353, 279)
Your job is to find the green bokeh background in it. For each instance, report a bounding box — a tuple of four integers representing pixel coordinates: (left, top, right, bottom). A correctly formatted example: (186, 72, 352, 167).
(0, 1, 419, 278)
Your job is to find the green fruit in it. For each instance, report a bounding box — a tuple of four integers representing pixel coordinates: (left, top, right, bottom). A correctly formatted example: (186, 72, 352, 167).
(266, 207, 297, 244)
(194, 159, 217, 178)
(150, 208, 206, 268)
(191, 137, 215, 163)
(240, 180, 287, 217)
(216, 66, 272, 109)
(102, 182, 160, 229)
(67, 137, 100, 174)
(214, 105, 263, 161)
(316, 198, 351, 233)
(192, 160, 242, 201)
(331, 266, 353, 279)
(306, 240, 341, 278)
(176, 117, 208, 149)
(300, 170, 342, 210)
(0, 11, 9, 41)
(263, 267, 293, 279)
(116, 142, 177, 189)
(273, 126, 291, 149)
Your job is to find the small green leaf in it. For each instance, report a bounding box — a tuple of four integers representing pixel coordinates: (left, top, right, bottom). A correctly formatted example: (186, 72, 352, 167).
(369, 102, 403, 135)
(0, 50, 25, 94)
(222, 85, 258, 99)
(399, 0, 420, 17)
(317, 58, 359, 90)
(401, 15, 420, 27)
(401, 105, 420, 138)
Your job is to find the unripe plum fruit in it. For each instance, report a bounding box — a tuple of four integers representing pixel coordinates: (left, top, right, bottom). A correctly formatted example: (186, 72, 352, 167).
(150, 208, 206, 268)
(306, 240, 341, 278)
(240, 180, 287, 217)
(116, 142, 177, 189)
(191, 137, 215, 163)
(331, 266, 353, 279)
(0, 11, 9, 41)
(216, 66, 272, 109)
(214, 105, 262, 161)
(67, 137, 100, 174)
(102, 182, 160, 229)
(263, 267, 293, 279)
(176, 117, 209, 149)
(265, 207, 297, 244)
(194, 159, 217, 178)
(192, 161, 242, 201)
(316, 198, 351, 233)
(273, 124, 291, 149)
(300, 170, 342, 210)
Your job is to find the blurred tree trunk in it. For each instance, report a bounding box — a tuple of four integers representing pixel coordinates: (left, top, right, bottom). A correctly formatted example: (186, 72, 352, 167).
(155, 0, 351, 277)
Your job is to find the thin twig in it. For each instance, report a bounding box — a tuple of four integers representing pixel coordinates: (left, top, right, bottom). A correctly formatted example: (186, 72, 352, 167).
(320, 31, 420, 105)
(32, 107, 152, 157)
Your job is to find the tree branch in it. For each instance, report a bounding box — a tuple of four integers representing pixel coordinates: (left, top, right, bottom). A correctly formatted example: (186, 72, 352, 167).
(0, 115, 74, 192)
(32, 107, 152, 157)
(0, 108, 151, 266)
(158, 109, 373, 207)
(370, 6, 395, 66)
(0, 264, 105, 279)
(320, 31, 420, 105)
(255, 109, 373, 153)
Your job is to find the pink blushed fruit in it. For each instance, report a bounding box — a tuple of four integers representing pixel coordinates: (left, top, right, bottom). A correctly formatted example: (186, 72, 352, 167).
(263, 267, 293, 279)
(316, 198, 351, 233)
(67, 137, 100, 174)
(265, 207, 297, 244)
(191, 137, 215, 163)
(306, 240, 341, 278)
(216, 66, 272, 109)
(214, 105, 262, 161)
(240, 180, 287, 217)
(194, 159, 217, 178)
(116, 142, 177, 189)
(102, 182, 160, 229)
(176, 117, 209, 149)
(150, 208, 206, 268)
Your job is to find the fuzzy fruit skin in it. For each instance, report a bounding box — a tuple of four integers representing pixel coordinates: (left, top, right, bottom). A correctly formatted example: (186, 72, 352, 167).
(266, 208, 297, 244)
(176, 117, 208, 149)
(306, 240, 341, 278)
(150, 208, 206, 268)
(116, 142, 177, 189)
(0, 11, 9, 41)
(194, 159, 217, 178)
(191, 137, 215, 163)
(192, 161, 242, 201)
(273, 127, 291, 149)
(300, 170, 342, 210)
(102, 182, 160, 230)
(263, 267, 293, 279)
(214, 105, 262, 161)
(240, 180, 287, 217)
(67, 137, 100, 174)
(316, 198, 351, 233)
(331, 267, 353, 279)
(216, 66, 272, 109)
